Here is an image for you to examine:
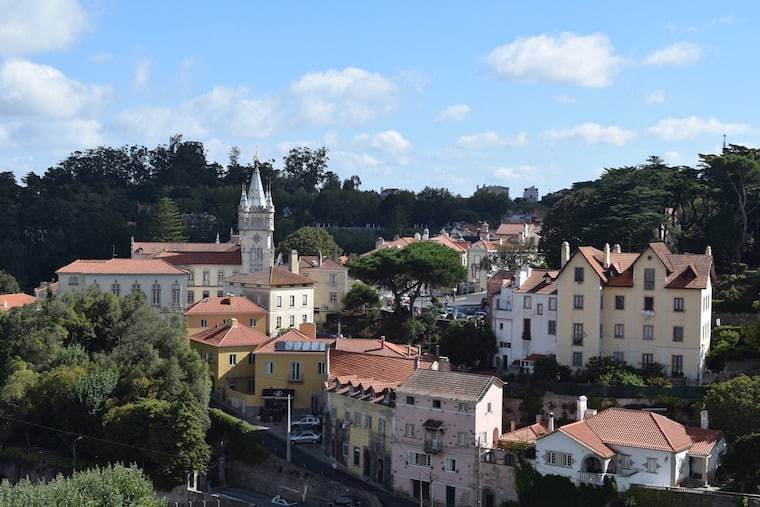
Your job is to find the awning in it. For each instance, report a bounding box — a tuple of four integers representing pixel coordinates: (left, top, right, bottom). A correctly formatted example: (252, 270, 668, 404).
(261, 388, 296, 399)
(422, 419, 444, 430)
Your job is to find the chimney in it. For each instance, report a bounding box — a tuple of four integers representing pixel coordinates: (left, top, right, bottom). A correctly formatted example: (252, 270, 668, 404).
(376, 237, 385, 249)
(414, 356, 420, 370)
(613, 243, 621, 254)
(227, 293, 235, 305)
(318, 251, 323, 267)
(407, 343, 411, 357)
(535, 414, 542, 425)
(584, 409, 597, 419)
(289, 250, 299, 274)
(604, 243, 610, 269)
(700, 409, 709, 429)
(561, 241, 570, 268)
(438, 356, 450, 372)
(548, 412, 555, 432)
(380, 336, 385, 349)
(705, 246, 712, 256)
(417, 345, 422, 357)
(576, 395, 588, 421)
(230, 318, 238, 327)
(509, 420, 516, 432)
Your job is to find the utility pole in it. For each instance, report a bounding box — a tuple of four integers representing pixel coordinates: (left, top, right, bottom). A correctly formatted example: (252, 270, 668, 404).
(286, 394, 292, 463)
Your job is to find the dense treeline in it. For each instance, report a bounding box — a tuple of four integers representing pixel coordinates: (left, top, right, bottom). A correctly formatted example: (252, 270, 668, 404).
(2, 136, 758, 292)
(0, 287, 212, 489)
(0, 136, 515, 292)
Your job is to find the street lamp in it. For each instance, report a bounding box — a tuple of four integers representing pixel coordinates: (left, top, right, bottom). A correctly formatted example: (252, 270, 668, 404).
(72, 436, 83, 472)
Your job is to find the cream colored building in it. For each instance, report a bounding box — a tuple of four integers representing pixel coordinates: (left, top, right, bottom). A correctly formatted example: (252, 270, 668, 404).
(183, 294, 268, 336)
(286, 253, 350, 326)
(556, 242, 714, 382)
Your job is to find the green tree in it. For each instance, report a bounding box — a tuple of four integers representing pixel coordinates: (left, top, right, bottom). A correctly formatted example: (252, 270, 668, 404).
(342, 282, 381, 313)
(275, 226, 342, 259)
(0, 269, 20, 294)
(146, 197, 188, 242)
(721, 432, 760, 492)
(282, 146, 329, 193)
(703, 375, 760, 439)
(348, 241, 467, 318)
(438, 319, 496, 368)
(577, 356, 644, 386)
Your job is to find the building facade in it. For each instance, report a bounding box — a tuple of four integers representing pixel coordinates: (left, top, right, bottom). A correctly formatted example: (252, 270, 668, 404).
(183, 294, 268, 336)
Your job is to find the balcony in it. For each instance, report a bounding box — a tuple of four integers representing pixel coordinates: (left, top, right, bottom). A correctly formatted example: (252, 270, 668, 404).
(424, 440, 444, 454)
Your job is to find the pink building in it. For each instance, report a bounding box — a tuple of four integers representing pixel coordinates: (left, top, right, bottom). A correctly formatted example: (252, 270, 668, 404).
(392, 369, 505, 507)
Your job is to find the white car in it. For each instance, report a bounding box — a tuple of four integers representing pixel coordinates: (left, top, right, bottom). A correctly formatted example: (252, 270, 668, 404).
(271, 495, 298, 506)
(292, 415, 321, 427)
(289, 429, 321, 444)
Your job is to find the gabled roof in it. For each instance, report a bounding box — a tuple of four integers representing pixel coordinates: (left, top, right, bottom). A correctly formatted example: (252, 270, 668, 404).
(542, 408, 709, 458)
(225, 267, 314, 286)
(396, 369, 503, 402)
(184, 295, 267, 315)
(0, 293, 38, 310)
(297, 256, 346, 270)
(333, 337, 423, 358)
(254, 328, 334, 354)
(499, 421, 549, 445)
(189, 321, 271, 347)
(365, 235, 470, 256)
(56, 258, 187, 276)
(133, 241, 240, 256)
(685, 427, 724, 457)
(152, 250, 242, 266)
(328, 349, 434, 393)
(514, 269, 559, 295)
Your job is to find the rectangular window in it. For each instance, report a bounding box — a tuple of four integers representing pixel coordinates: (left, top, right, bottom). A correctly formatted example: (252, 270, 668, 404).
(615, 295, 624, 310)
(487, 402, 492, 413)
(353, 447, 361, 466)
(276, 296, 282, 308)
(614, 324, 624, 338)
(249, 318, 257, 327)
(673, 326, 684, 342)
(342, 444, 349, 457)
(330, 407, 337, 419)
(290, 362, 301, 381)
(548, 320, 556, 335)
(672, 355, 683, 375)
(443, 458, 457, 472)
(248, 352, 254, 364)
(458, 432, 468, 446)
(522, 318, 531, 340)
(217, 270, 225, 282)
(68, 276, 79, 286)
(406, 396, 415, 405)
(266, 361, 274, 374)
(289, 315, 295, 327)
(405, 423, 415, 437)
(523, 296, 532, 309)
(151, 283, 161, 306)
(546, 451, 556, 465)
(302, 294, 308, 306)
(344, 411, 351, 423)
(573, 295, 584, 310)
(613, 351, 624, 362)
(573, 323, 584, 345)
(432, 399, 441, 409)
(202, 271, 210, 285)
(407, 451, 431, 467)
(378, 419, 386, 434)
(574, 267, 584, 282)
(289, 295, 295, 307)
(276, 316, 282, 328)
(536, 303, 543, 315)
(330, 292, 337, 303)
(646, 457, 658, 473)
(644, 296, 654, 312)
(302, 314, 308, 323)
(171, 284, 181, 307)
(329, 273, 337, 284)
(561, 453, 573, 467)
(217, 290, 225, 298)
(458, 402, 469, 413)
(353, 412, 361, 427)
(317, 362, 326, 374)
(365, 415, 372, 429)
(187, 291, 194, 304)
(548, 297, 557, 311)
(618, 454, 633, 469)
(643, 324, 654, 341)
(642, 353, 653, 366)
(644, 268, 655, 290)
(229, 354, 237, 366)
(200, 319, 208, 328)
(572, 351, 583, 367)
(248, 378, 255, 393)
(111, 282, 121, 296)
(674, 297, 684, 312)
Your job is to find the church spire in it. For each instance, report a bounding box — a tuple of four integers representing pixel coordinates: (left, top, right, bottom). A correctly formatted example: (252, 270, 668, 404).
(247, 155, 268, 209)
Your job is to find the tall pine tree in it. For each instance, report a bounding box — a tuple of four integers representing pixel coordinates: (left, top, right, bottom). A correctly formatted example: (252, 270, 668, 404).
(147, 197, 188, 242)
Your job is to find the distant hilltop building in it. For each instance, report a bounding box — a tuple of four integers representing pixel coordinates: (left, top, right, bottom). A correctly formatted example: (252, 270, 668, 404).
(475, 184, 509, 199)
(522, 185, 539, 203)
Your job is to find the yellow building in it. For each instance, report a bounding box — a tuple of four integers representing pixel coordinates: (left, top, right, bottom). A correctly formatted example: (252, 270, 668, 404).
(290, 253, 350, 326)
(324, 338, 433, 488)
(183, 294, 268, 336)
(188, 318, 271, 409)
(556, 242, 714, 382)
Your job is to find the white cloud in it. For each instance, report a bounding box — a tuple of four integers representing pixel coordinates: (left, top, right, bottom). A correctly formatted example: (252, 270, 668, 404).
(644, 90, 666, 105)
(555, 95, 577, 104)
(456, 131, 528, 149)
(352, 130, 411, 166)
(648, 116, 756, 141)
(484, 32, 623, 88)
(134, 57, 152, 89)
(0, 59, 111, 118)
(493, 164, 539, 181)
(0, 0, 89, 57)
(542, 122, 637, 146)
(643, 43, 701, 66)
(288, 67, 398, 126)
(436, 104, 471, 122)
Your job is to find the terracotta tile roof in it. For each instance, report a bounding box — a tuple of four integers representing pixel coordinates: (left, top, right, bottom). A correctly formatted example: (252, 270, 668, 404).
(515, 269, 559, 295)
(184, 295, 267, 315)
(499, 421, 549, 445)
(328, 350, 434, 391)
(189, 321, 271, 347)
(57, 258, 187, 275)
(495, 223, 528, 236)
(584, 408, 692, 452)
(225, 267, 314, 286)
(298, 256, 345, 269)
(365, 236, 470, 256)
(333, 337, 421, 358)
(558, 420, 616, 458)
(254, 328, 334, 353)
(0, 293, 38, 310)
(685, 427, 724, 457)
(396, 369, 503, 402)
(133, 241, 239, 256)
(153, 250, 241, 265)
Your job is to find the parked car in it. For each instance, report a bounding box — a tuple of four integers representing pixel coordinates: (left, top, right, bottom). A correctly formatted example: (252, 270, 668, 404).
(289, 429, 321, 444)
(474, 310, 487, 319)
(328, 495, 361, 507)
(272, 495, 298, 506)
(292, 415, 321, 427)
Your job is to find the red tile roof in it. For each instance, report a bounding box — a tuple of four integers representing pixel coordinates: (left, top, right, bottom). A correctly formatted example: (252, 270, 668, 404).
(254, 328, 334, 353)
(133, 241, 239, 256)
(515, 269, 559, 295)
(0, 293, 38, 310)
(328, 350, 434, 392)
(685, 427, 724, 457)
(225, 267, 314, 286)
(189, 321, 271, 347)
(333, 337, 422, 358)
(365, 235, 470, 256)
(57, 258, 187, 275)
(184, 295, 267, 315)
(153, 250, 242, 265)
(499, 421, 549, 445)
(397, 369, 503, 402)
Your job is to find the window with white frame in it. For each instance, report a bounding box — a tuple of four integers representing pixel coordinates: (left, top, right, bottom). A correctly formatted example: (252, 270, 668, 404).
(171, 283, 180, 307)
(573, 323, 584, 345)
(365, 415, 372, 429)
(229, 354, 237, 366)
(523, 296, 532, 309)
(302, 294, 308, 306)
(151, 283, 161, 306)
(407, 451, 431, 467)
(614, 323, 624, 338)
(458, 402, 468, 413)
(330, 292, 337, 303)
(617, 454, 632, 469)
(573, 295, 584, 310)
(646, 457, 658, 473)
(317, 362, 326, 374)
(643, 324, 654, 340)
(378, 418, 386, 433)
(443, 458, 457, 472)
(674, 297, 684, 312)
(289, 315, 295, 327)
(276, 316, 282, 328)
(673, 326, 684, 342)
(202, 271, 210, 285)
(405, 423, 415, 437)
(290, 362, 301, 381)
(276, 296, 282, 307)
(548, 297, 557, 311)
(353, 412, 361, 427)
(289, 295, 295, 307)
(217, 270, 225, 282)
(644, 268, 655, 290)
(458, 432, 468, 446)
(265, 361, 274, 374)
(200, 319, 208, 328)
(548, 320, 556, 335)
(561, 453, 573, 467)
(111, 282, 121, 296)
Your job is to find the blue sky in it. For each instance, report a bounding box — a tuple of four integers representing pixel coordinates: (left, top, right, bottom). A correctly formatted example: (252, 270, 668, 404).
(1, 1, 758, 198)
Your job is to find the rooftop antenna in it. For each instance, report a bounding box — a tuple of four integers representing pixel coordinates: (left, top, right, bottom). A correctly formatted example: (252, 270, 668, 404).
(112, 244, 116, 258)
